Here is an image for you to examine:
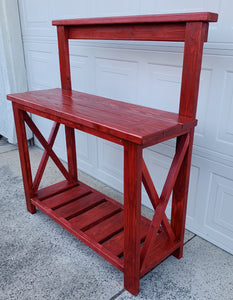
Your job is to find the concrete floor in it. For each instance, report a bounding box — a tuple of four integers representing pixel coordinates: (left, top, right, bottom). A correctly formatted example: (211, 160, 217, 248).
(0, 138, 233, 300)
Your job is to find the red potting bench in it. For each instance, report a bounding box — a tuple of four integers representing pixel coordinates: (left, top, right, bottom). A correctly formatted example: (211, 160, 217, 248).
(7, 12, 218, 295)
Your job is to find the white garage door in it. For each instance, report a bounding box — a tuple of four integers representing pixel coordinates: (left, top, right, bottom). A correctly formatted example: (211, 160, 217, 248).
(18, 0, 233, 255)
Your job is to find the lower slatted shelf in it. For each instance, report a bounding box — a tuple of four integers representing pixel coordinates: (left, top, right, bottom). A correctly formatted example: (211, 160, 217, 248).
(31, 180, 178, 274)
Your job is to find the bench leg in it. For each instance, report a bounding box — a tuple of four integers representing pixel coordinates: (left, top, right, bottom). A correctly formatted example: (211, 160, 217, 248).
(123, 142, 142, 295)
(171, 130, 194, 258)
(65, 126, 78, 182)
(12, 104, 36, 214)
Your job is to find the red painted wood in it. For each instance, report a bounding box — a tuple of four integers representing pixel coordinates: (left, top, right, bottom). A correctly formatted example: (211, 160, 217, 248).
(123, 142, 142, 295)
(57, 25, 78, 184)
(54, 192, 105, 219)
(140, 231, 180, 277)
(42, 184, 91, 209)
(23, 111, 73, 182)
(12, 102, 124, 146)
(12, 105, 36, 214)
(52, 12, 218, 26)
(142, 159, 160, 210)
(171, 130, 194, 259)
(179, 22, 208, 118)
(33, 122, 60, 191)
(35, 180, 78, 200)
(57, 26, 71, 90)
(140, 134, 189, 270)
(84, 211, 124, 243)
(31, 191, 124, 272)
(70, 201, 122, 231)
(68, 23, 186, 41)
(170, 22, 209, 260)
(160, 134, 190, 203)
(8, 13, 218, 296)
(142, 159, 175, 241)
(102, 217, 150, 257)
(7, 89, 197, 145)
(65, 126, 78, 181)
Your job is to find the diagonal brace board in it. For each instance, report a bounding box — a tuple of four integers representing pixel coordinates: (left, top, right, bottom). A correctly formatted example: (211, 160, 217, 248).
(142, 160, 175, 241)
(23, 112, 74, 183)
(140, 133, 190, 270)
(33, 122, 60, 191)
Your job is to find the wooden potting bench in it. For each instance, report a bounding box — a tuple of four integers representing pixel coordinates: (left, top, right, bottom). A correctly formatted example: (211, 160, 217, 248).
(7, 12, 218, 295)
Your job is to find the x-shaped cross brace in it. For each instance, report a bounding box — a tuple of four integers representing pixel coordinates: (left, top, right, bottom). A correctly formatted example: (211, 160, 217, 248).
(140, 133, 190, 271)
(23, 112, 74, 191)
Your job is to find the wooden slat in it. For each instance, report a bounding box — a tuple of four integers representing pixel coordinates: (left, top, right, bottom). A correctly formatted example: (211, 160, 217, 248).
(54, 193, 105, 219)
(35, 180, 78, 200)
(84, 211, 124, 243)
(102, 218, 150, 257)
(70, 201, 121, 231)
(58, 88, 189, 122)
(102, 231, 124, 257)
(42, 184, 90, 209)
(15, 88, 195, 127)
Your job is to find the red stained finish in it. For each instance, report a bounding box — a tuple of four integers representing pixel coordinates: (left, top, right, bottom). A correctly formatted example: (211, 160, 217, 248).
(7, 12, 217, 296)
(67, 23, 186, 42)
(8, 88, 197, 146)
(52, 12, 217, 26)
(33, 122, 60, 191)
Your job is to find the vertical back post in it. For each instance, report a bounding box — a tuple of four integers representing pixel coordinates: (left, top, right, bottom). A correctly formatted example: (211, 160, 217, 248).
(57, 26, 72, 90)
(57, 25, 78, 181)
(171, 21, 208, 258)
(179, 22, 209, 118)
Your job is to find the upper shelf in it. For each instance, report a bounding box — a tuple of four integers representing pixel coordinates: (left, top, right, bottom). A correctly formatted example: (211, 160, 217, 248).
(51, 12, 218, 42)
(52, 12, 218, 26)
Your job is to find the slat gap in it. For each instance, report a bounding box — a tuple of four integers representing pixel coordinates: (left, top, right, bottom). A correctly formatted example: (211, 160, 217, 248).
(65, 198, 106, 220)
(39, 182, 80, 201)
(80, 208, 122, 232)
(98, 227, 124, 244)
(99, 228, 124, 245)
(52, 191, 92, 210)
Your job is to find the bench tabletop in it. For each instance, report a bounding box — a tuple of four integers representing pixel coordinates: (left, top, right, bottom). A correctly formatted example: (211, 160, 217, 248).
(7, 88, 197, 145)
